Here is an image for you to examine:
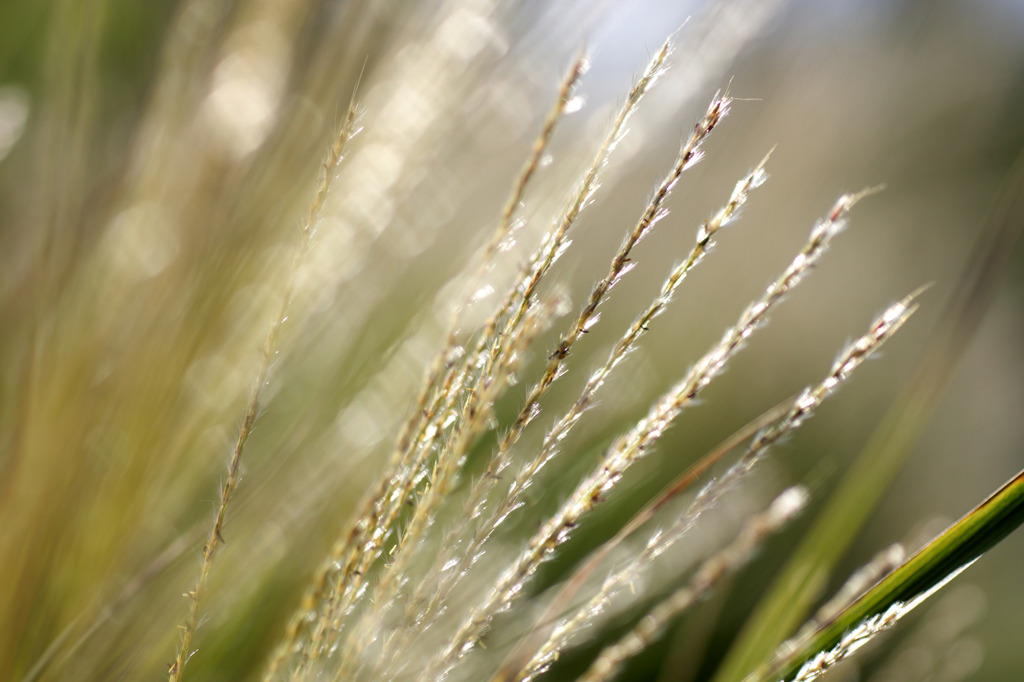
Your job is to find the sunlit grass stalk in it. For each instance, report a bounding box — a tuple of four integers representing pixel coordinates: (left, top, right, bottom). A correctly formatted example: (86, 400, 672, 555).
(396, 92, 742, 648)
(758, 466, 1024, 682)
(578, 486, 810, 682)
(492, 401, 796, 682)
(9, 5, 1024, 682)
(498, 147, 764, 517)
(168, 101, 360, 681)
(268, 35, 675, 679)
(512, 290, 920, 681)
(797, 543, 905, 640)
(485, 90, 732, 485)
(488, 35, 674, 357)
(682, 284, 922, 530)
(712, 151, 1024, 682)
(262, 49, 590, 682)
(421, 34, 678, 496)
(348, 54, 590, 608)
(431, 34, 675, 494)
(425, 185, 869, 681)
(407, 152, 765, 657)
(333, 293, 566, 678)
(390, 49, 588, 512)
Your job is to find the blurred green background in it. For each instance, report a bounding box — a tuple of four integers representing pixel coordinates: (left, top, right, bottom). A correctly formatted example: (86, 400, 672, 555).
(1, 1, 1021, 680)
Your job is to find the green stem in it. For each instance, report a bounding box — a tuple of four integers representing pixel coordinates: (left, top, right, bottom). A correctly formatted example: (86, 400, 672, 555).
(756, 466, 1024, 682)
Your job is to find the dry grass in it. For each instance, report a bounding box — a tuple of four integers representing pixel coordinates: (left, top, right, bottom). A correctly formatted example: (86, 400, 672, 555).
(1, 2, 1022, 681)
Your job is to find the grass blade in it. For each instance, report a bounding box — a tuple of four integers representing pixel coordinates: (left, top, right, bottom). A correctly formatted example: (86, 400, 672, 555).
(755, 466, 1024, 682)
(711, 148, 1024, 682)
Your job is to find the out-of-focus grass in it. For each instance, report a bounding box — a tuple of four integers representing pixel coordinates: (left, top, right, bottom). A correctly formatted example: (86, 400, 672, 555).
(1, 2, 1022, 681)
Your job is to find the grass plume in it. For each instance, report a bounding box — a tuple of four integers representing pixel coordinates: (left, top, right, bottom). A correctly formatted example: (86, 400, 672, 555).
(2, 3, 1022, 682)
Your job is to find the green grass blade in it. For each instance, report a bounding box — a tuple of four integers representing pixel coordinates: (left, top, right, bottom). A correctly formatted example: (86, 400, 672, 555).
(754, 466, 1024, 682)
(709, 384, 938, 682)
(711, 149, 1024, 682)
